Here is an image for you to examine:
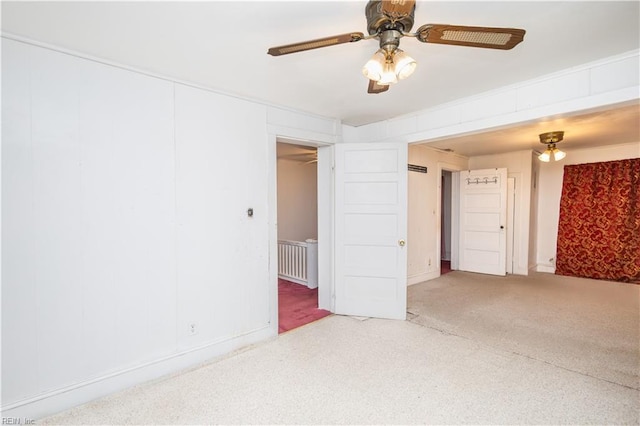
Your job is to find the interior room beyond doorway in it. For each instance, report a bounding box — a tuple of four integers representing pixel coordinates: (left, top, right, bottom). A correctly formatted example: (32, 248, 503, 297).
(441, 170, 453, 275)
(276, 142, 329, 332)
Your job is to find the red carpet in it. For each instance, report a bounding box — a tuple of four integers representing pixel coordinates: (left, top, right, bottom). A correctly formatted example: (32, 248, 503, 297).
(278, 279, 331, 333)
(441, 260, 452, 275)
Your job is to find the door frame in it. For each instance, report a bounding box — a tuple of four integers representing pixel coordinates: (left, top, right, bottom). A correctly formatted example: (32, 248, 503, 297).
(437, 162, 465, 273)
(269, 136, 334, 334)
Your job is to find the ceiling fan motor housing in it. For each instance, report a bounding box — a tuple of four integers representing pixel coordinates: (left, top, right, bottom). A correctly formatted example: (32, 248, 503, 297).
(366, 0, 416, 35)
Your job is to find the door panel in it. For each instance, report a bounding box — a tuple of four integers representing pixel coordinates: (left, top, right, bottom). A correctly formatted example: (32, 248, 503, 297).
(459, 168, 507, 276)
(335, 143, 407, 320)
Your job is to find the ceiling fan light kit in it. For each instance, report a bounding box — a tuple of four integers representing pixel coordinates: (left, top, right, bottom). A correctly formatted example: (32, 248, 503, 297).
(538, 131, 566, 162)
(267, 0, 526, 94)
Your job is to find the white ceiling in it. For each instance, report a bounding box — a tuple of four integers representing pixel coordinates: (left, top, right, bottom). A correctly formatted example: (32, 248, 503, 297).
(423, 102, 640, 157)
(2, 1, 639, 154)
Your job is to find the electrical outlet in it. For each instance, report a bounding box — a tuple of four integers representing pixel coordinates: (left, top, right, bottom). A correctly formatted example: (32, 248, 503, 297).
(189, 323, 197, 336)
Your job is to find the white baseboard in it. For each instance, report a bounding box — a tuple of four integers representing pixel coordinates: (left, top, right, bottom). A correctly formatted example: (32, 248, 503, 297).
(511, 266, 530, 276)
(408, 270, 440, 286)
(1, 325, 275, 421)
(536, 263, 556, 273)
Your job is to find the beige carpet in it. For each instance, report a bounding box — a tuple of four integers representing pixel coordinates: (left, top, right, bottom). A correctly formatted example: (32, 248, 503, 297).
(41, 272, 639, 425)
(407, 271, 640, 390)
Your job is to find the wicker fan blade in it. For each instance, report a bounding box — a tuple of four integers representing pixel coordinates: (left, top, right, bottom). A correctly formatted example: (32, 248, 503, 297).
(380, 0, 416, 18)
(416, 24, 525, 50)
(368, 80, 389, 94)
(268, 32, 365, 56)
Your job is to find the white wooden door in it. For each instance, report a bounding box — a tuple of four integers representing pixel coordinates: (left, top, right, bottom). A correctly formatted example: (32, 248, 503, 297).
(458, 168, 507, 276)
(334, 143, 407, 320)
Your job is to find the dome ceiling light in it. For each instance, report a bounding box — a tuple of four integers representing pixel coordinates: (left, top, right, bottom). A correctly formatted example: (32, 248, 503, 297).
(538, 131, 566, 162)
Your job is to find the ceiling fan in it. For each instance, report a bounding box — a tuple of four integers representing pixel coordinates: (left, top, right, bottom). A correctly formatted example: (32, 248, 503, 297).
(267, 0, 526, 94)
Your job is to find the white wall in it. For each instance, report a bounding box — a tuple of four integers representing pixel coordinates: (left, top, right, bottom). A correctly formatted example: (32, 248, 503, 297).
(174, 83, 270, 347)
(276, 157, 317, 242)
(536, 142, 640, 272)
(469, 150, 534, 275)
(1, 37, 340, 420)
(408, 145, 468, 285)
(2, 39, 184, 408)
(529, 152, 541, 271)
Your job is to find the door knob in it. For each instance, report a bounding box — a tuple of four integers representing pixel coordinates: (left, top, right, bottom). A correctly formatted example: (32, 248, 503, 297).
(398, 239, 406, 247)
(500, 225, 504, 229)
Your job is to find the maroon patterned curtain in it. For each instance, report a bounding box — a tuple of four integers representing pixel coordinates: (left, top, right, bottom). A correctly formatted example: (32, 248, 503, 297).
(555, 158, 640, 283)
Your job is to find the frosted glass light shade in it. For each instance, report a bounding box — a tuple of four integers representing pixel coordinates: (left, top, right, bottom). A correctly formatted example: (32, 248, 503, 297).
(538, 150, 551, 162)
(378, 62, 398, 85)
(362, 50, 386, 81)
(393, 49, 417, 80)
(538, 146, 566, 162)
(553, 149, 566, 161)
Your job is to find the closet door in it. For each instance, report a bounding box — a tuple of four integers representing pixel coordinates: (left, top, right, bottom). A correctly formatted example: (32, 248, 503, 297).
(458, 168, 508, 276)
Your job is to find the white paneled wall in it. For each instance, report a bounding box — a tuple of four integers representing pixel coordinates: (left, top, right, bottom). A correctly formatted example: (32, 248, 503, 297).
(30, 43, 84, 393)
(174, 84, 269, 348)
(2, 37, 336, 419)
(3, 36, 39, 403)
(267, 106, 340, 144)
(77, 49, 178, 377)
(3, 38, 178, 411)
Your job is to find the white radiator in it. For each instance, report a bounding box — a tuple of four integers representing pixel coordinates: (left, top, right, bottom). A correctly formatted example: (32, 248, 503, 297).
(278, 239, 318, 288)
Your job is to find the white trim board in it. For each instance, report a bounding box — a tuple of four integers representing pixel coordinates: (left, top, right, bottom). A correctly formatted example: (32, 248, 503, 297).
(1, 326, 274, 421)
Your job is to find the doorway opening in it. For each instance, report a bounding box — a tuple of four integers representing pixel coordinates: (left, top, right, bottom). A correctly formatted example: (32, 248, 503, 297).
(276, 142, 331, 333)
(434, 162, 465, 278)
(440, 170, 453, 275)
